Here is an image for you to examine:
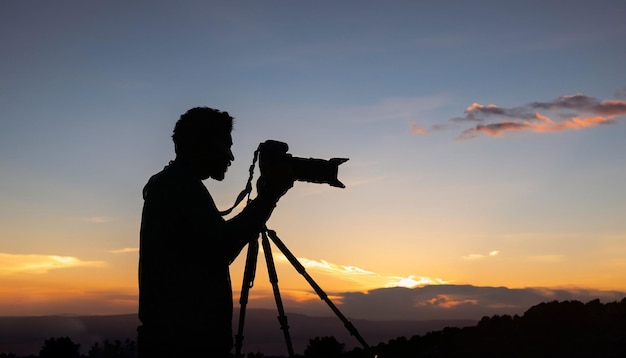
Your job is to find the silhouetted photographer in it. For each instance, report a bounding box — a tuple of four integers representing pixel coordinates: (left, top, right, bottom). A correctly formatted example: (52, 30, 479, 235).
(137, 107, 294, 357)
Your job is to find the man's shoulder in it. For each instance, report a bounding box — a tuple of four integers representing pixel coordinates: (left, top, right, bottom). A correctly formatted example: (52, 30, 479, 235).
(143, 162, 190, 198)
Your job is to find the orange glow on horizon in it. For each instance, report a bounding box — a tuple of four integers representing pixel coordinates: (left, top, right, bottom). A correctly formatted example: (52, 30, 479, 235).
(0, 284, 138, 316)
(0, 253, 105, 275)
(1, 237, 626, 316)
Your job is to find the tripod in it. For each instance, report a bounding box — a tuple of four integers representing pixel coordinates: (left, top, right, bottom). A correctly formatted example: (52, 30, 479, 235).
(221, 142, 369, 357)
(234, 227, 371, 358)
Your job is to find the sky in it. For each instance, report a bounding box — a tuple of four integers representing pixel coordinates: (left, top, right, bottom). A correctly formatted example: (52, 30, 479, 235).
(1, 1, 626, 318)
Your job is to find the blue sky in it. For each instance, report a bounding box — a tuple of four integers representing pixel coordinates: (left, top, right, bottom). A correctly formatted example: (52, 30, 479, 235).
(1, 1, 625, 315)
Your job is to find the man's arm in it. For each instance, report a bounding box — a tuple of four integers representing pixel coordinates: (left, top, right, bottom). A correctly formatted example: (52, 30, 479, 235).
(220, 165, 294, 263)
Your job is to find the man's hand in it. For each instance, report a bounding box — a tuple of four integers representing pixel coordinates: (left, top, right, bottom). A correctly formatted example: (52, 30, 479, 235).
(256, 162, 295, 201)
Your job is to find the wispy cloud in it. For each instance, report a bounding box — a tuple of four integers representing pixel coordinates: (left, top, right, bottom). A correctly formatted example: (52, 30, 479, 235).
(415, 294, 479, 308)
(291, 257, 375, 275)
(341, 95, 450, 124)
(0, 253, 105, 274)
(384, 275, 448, 288)
(83, 216, 113, 224)
(272, 252, 447, 289)
(412, 32, 468, 48)
(458, 116, 614, 139)
(410, 122, 430, 135)
(107, 247, 139, 254)
(456, 94, 625, 139)
(462, 250, 499, 260)
(414, 92, 626, 139)
(512, 31, 608, 52)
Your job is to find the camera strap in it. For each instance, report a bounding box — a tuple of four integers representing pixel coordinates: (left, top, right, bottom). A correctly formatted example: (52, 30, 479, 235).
(219, 147, 260, 216)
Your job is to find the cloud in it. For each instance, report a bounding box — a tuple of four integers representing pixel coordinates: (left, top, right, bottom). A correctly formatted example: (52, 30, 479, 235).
(412, 32, 468, 48)
(341, 95, 449, 123)
(409, 121, 450, 135)
(458, 115, 615, 139)
(385, 275, 448, 288)
(83, 216, 113, 224)
(462, 250, 499, 260)
(0, 253, 105, 275)
(337, 284, 626, 320)
(273, 252, 373, 277)
(512, 32, 602, 52)
(415, 294, 479, 308)
(107, 247, 139, 254)
(271, 252, 447, 289)
(455, 103, 537, 122)
(428, 92, 626, 139)
(528, 94, 626, 116)
(410, 122, 429, 135)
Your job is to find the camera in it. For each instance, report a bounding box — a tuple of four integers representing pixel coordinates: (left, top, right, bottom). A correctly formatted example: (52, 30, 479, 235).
(258, 140, 348, 188)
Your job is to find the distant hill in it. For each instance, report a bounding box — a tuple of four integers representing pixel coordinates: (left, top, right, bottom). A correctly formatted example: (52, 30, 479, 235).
(0, 309, 474, 356)
(372, 298, 626, 357)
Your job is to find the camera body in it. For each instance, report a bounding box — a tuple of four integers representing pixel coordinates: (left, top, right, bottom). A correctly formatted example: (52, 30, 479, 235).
(258, 140, 348, 188)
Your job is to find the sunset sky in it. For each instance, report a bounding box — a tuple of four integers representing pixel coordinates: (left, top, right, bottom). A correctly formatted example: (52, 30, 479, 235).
(1, 1, 625, 317)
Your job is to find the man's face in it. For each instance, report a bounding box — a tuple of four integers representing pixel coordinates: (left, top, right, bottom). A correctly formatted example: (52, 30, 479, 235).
(195, 132, 234, 181)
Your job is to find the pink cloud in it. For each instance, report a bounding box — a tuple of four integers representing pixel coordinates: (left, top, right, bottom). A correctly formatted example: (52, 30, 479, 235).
(459, 115, 615, 139)
(435, 92, 626, 139)
(410, 122, 429, 134)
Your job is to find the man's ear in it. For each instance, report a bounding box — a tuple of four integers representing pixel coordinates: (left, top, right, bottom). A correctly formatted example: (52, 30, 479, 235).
(175, 142, 195, 159)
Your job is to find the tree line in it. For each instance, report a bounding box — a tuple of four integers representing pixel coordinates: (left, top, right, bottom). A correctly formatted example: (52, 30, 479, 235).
(371, 298, 626, 357)
(2, 298, 625, 357)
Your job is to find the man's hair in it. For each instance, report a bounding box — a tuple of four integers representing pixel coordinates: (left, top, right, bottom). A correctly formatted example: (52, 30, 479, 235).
(172, 107, 234, 155)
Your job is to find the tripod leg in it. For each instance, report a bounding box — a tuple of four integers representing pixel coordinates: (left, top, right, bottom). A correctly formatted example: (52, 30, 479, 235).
(266, 229, 373, 355)
(261, 230, 295, 358)
(235, 239, 259, 358)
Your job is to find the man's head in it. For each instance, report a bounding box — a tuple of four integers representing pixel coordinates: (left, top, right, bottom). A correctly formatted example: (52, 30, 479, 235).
(172, 107, 234, 180)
